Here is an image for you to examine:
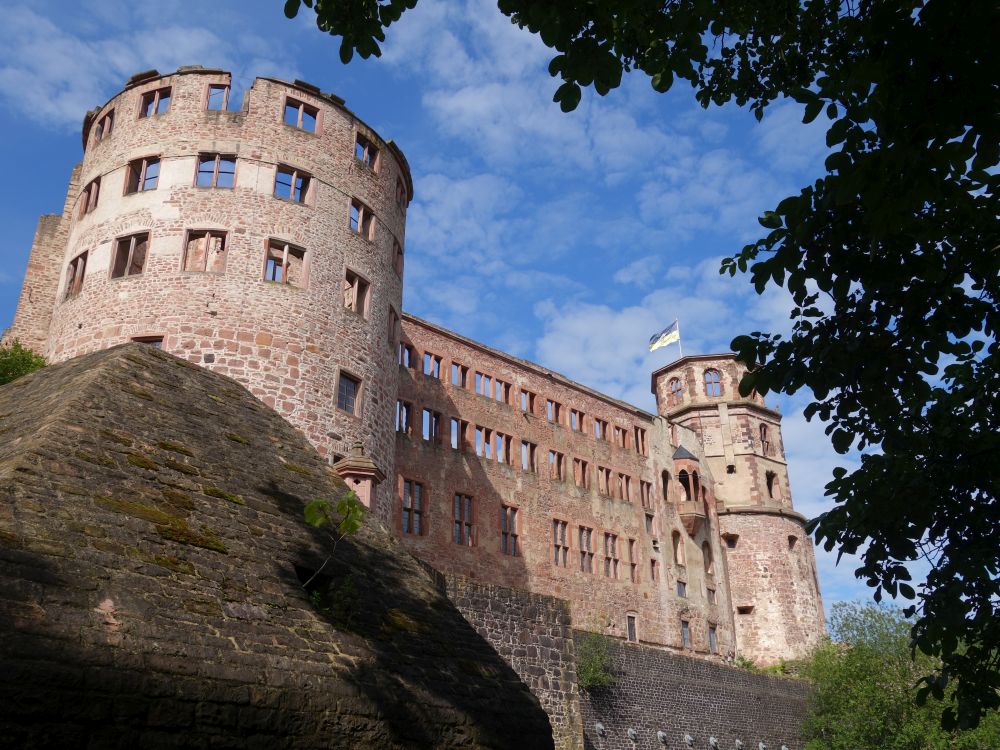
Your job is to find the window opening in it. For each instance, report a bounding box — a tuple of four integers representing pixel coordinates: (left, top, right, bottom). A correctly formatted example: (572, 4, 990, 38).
(640, 480, 653, 509)
(392, 239, 404, 276)
(350, 198, 375, 239)
(570, 409, 584, 431)
(494, 379, 511, 404)
(723, 533, 739, 549)
(125, 156, 159, 193)
(206, 84, 229, 111)
(402, 480, 423, 534)
(548, 450, 565, 481)
(337, 373, 360, 414)
(398, 343, 414, 368)
(79, 177, 100, 217)
(94, 109, 114, 142)
(672, 530, 684, 565)
(500, 505, 518, 556)
(552, 519, 569, 567)
(708, 625, 718, 654)
(355, 133, 378, 168)
(626, 614, 638, 643)
(264, 241, 307, 287)
(760, 424, 771, 455)
(274, 165, 310, 203)
(628, 539, 638, 582)
(737, 605, 754, 615)
(453, 494, 473, 546)
(197, 153, 236, 188)
(681, 620, 691, 648)
(597, 466, 611, 496)
(284, 98, 318, 132)
(520, 389, 536, 413)
(396, 400, 412, 434)
(650, 558, 660, 582)
(139, 87, 171, 117)
(578, 527, 594, 573)
(593, 418, 608, 440)
(111, 232, 149, 278)
(521, 441, 537, 472)
(451, 362, 468, 387)
(343, 269, 370, 316)
(677, 580, 687, 598)
(667, 377, 683, 406)
(703, 541, 714, 574)
(573, 458, 589, 488)
(183, 230, 228, 273)
(421, 409, 440, 442)
(546, 399, 562, 424)
(64, 252, 88, 300)
(604, 533, 619, 578)
(704, 368, 722, 397)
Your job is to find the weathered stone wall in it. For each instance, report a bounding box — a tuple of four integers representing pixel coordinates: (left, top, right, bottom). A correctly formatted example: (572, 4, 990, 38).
(576, 633, 809, 750)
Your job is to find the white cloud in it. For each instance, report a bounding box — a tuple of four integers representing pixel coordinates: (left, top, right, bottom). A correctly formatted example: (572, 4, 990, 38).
(755, 101, 830, 174)
(613, 255, 663, 288)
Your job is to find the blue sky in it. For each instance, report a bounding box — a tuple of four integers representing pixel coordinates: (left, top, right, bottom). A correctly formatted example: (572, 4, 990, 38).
(0, 0, 880, 608)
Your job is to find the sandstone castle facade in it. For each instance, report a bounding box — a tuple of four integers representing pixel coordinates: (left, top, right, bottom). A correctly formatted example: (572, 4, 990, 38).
(4, 67, 824, 665)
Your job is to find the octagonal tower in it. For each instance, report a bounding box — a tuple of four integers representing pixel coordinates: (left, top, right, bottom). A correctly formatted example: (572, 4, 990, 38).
(651, 354, 825, 663)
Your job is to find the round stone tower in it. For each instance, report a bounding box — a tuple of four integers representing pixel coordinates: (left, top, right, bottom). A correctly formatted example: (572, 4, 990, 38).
(651, 354, 825, 663)
(40, 66, 411, 522)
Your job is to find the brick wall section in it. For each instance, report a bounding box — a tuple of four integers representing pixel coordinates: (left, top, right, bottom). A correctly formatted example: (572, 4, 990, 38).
(441, 573, 584, 750)
(0, 345, 554, 749)
(576, 633, 809, 750)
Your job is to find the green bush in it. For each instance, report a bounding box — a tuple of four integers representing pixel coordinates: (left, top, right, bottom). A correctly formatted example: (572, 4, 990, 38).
(0, 340, 45, 386)
(576, 632, 614, 691)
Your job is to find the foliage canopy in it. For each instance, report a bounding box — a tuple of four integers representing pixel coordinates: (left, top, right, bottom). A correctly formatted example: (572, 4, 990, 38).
(282, 0, 1000, 726)
(0, 340, 46, 386)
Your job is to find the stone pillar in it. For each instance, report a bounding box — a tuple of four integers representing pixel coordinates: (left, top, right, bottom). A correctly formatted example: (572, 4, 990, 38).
(332, 442, 386, 510)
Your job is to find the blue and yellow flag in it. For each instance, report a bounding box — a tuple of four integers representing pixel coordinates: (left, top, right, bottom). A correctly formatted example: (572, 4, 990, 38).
(648, 320, 680, 352)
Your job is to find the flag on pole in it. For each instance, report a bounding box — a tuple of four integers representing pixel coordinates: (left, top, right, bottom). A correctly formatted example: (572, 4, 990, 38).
(648, 320, 680, 352)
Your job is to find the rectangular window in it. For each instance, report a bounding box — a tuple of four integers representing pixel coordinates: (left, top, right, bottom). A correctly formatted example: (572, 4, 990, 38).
(111, 232, 149, 278)
(681, 620, 691, 648)
(387, 307, 400, 348)
(94, 109, 114, 142)
(64, 252, 88, 300)
(494, 379, 511, 404)
(350, 198, 375, 239)
(402, 480, 423, 534)
(500, 505, 518, 556)
(520, 389, 536, 414)
(707, 588, 717, 605)
(627, 615, 637, 643)
(125, 156, 159, 194)
(207, 84, 229, 111)
(494, 432, 512, 464)
(604, 533, 619, 578)
(614, 426, 629, 449)
(274, 165, 310, 203)
(709, 625, 718, 654)
(197, 153, 236, 188)
(398, 343, 415, 368)
(396, 400, 412, 434)
(570, 409, 584, 431)
(546, 399, 562, 424)
(597, 467, 611, 496)
(645, 513, 655, 535)
(395, 177, 407, 211)
(423, 352, 442, 378)
(628, 539, 638, 582)
(521, 440, 537, 472)
(264, 241, 307, 287)
(552, 519, 569, 567)
(421, 409, 441, 442)
(392, 239, 404, 276)
(640, 481, 653, 510)
(79, 177, 100, 217)
(355, 133, 378, 169)
(650, 558, 660, 583)
(579, 527, 594, 573)
(139, 87, 171, 118)
(594, 418, 608, 441)
(620, 474, 632, 502)
(337, 372, 360, 414)
(450, 418, 468, 450)
(634, 426, 648, 455)
(284, 97, 318, 132)
(343, 269, 370, 316)
(676, 580, 687, 598)
(183, 230, 228, 273)
(451, 362, 468, 387)
(475, 426, 493, 458)
(453, 493, 474, 546)
(475, 371, 491, 397)
(548, 450, 565, 481)
(573, 458, 589, 488)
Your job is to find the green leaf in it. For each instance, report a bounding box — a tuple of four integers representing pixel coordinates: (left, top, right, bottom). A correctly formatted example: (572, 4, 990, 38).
(553, 81, 581, 112)
(283, 0, 301, 18)
(757, 211, 782, 229)
(803, 98, 823, 124)
(304, 499, 332, 528)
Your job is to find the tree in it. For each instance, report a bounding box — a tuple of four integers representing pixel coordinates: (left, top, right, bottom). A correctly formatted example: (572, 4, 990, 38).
(0, 340, 46, 385)
(280, 0, 1000, 726)
(802, 602, 1000, 750)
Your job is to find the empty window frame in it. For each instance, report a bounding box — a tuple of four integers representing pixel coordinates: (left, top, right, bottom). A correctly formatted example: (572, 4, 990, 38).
(494, 379, 511, 404)
(759, 423, 771, 454)
(395, 177, 406, 211)
(354, 133, 378, 169)
(628, 538, 638, 582)
(640, 480, 653, 509)
(766, 470, 779, 499)
(676, 580, 687, 598)
(264, 240, 307, 287)
(626, 614, 638, 643)
(111, 232, 149, 278)
(672, 530, 685, 565)
(520, 389, 536, 414)
(423, 352, 442, 378)
(398, 342, 415, 368)
(494, 432, 512, 464)
(616, 473, 632, 502)
(661, 470, 671, 503)
(593, 418, 608, 441)
(723, 533, 739, 549)
(707, 587, 717, 605)
(573, 458, 590, 488)
(396, 400, 412, 434)
(274, 165, 311, 203)
(597, 467, 612, 496)
(392, 239, 404, 276)
(475, 371, 492, 397)
(645, 513, 655, 535)
(350, 198, 375, 239)
(546, 399, 562, 424)
(604, 533, 620, 578)
(451, 362, 468, 387)
(548, 450, 565, 481)
(401, 479, 423, 534)
(64, 252, 88, 300)
(667, 377, 683, 406)
(284, 97, 318, 132)
(704, 368, 723, 397)
(500, 505, 519, 556)
(708, 625, 718, 654)
(125, 156, 160, 194)
(634, 426, 648, 455)
(77, 177, 101, 218)
(93, 109, 114, 142)
(475, 426, 492, 458)
(552, 519, 569, 567)
(450, 418, 468, 450)
(197, 153, 236, 188)
(206, 84, 229, 111)
(681, 620, 691, 648)
(421, 409, 441, 442)
(183, 230, 228, 273)
(613, 426, 629, 449)
(387, 307, 400, 348)
(453, 493, 474, 546)
(343, 269, 370, 316)
(521, 440, 537, 472)
(139, 87, 171, 118)
(703, 541, 714, 574)
(570, 409, 585, 431)
(337, 372, 360, 414)
(650, 558, 660, 583)
(579, 526, 594, 573)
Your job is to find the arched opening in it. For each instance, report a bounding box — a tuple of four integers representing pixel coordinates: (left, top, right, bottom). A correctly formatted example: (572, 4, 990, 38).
(702, 542, 714, 575)
(671, 530, 684, 565)
(788, 535, 798, 550)
(692, 471, 700, 502)
(678, 470, 692, 502)
(766, 471, 779, 500)
(661, 470, 671, 503)
(759, 423, 771, 455)
(703, 368, 722, 397)
(667, 377, 683, 406)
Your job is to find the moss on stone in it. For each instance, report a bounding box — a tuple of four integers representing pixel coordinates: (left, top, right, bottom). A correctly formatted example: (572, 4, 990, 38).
(282, 462, 313, 476)
(99, 429, 133, 446)
(55, 484, 90, 496)
(381, 608, 425, 635)
(163, 459, 199, 476)
(225, 432, 250, 445)
(160, 488, 194, 510)
(127, 453, 159, 471)
(208, 394, 224, 404)
(76, 450, 115, 468)
(125, 384, 155, 401)
(157, 440, 194, 457)
(157, 521, 227, 553)
(202, 485, 244, 505)
(95, 495, 178, 525)
(153, 555, 196, 575)
(0, 529, 22, 549)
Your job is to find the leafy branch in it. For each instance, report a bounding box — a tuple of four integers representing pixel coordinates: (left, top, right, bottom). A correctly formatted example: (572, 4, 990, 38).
(301, 491, 366, 590)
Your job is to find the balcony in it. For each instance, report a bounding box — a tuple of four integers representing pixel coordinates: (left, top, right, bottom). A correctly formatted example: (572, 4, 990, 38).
(678, 500, 707, 536)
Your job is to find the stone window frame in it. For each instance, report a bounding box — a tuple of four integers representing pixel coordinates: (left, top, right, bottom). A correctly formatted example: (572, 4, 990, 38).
(131, 336, 164, 349)
(759, 423, 772, 455)
(494, 378, 511, 404)
(124, 155, 161, 195)
(548, 449, 565, 481)
(650, 558, 660, 583)
(78, 176, 101, 218)
(667, 377, 683, 406)
(634, 426, 648, 455)
(398, 342, 415, 368)
(273, 164, 313, 204)
(349, 197, 376, 240)
(676, 579, 687, 598)
(671, 530, 685, 565)
(181, 229, 229, 274)
(138, 86, 171, 119)
(283, 96, 321, 134)
(195, 153, 237, 189)
(723, 533, 740, 549)
(552, 518, 570, 567)
(335, 370, 362, 417)
(500, 504, 519, 557)
(205, 83, 231, 111)
(626, 612, 639, 643)
(640, 480, 653, 509)
(546, 398, 563, 425)
(422, 351, 442, 378)
(262, 239, 309, 289)
(578, 526, 595, 573)
(450, 418, 469, 451)
(521, 440, 537, 472)
(387, 306, 401, 349)
(520, 388, 536, 414)
(596, 466, 612, 496)
(395, 177, 407, 212)
(628, 538, 639, 582)
(450, 361, 468, 388)
(702, 541, 715, 575)
(396, 400, 413, 435)
(343, 268, 371, 318)
(603, 532, 620, 578)
(708, 624, 719, 654)
(572, 457, 590, 489)
(110, 231, 151, 280)
(494, 432, 513, 464)
(354, 131, 380, 171)
(400, 477, 426, 536)
(93, 108, 114, 144)
(392, 238, 404, 276)
(570, 408, 585, 432)
(452, 492, 475, 547)
(680, 619, 692, 649)
(593, 417, 609, 441)
(421, 408, 441, 444)
(703, 368, 723, 397)
(63, 251, 88, 301)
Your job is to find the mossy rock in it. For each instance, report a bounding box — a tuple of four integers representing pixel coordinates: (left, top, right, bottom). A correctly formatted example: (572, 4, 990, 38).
(95, 496, 178, 525)
(157, 521, 226, 553)
(282, 462, 313, 476)
(163, 459, 199, 476)
(127, 453, 159, 471)
(99, 429, 133, 446)
(225, 432, 250, 445)
(76, 450, 115, 468)
(125, 384, 155, 401)
(157, 440, 194, 457)
(201, 485, 244, 505)
(153, 555, 196, 575)
(160, 488, 194, 510)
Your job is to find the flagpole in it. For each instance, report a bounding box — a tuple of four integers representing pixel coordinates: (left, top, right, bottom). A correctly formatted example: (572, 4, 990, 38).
(677, 319, 683, 358)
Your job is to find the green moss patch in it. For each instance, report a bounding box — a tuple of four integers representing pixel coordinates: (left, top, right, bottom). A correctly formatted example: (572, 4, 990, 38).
(99, 429, 133, 446)
(202, 485, 244, 505)
(95, 495, 178, 525)
(225, 432, 250, 445)
(127, 453, 159, 470)
(55, 484, 90, 496)
(157, 440, 194, 457)
(153, 555, 196, 575)
(163, 459, 199, 476)
(76, 449, 115, 467)
(282, 462, 313, 476)
(125, 384, 155, 401)
(160, 488, 194, 510)
(156, 522, 227, 553)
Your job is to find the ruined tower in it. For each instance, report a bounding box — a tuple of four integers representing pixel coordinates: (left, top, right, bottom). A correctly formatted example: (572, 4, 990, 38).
(651, 354, 825, 662)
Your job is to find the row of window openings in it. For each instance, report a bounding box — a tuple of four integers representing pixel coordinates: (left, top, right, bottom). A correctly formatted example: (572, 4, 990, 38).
(400, 351, 649, 456)
(621, 614, 718, 653)
(400, 480, 519, 556)
(93, 85, 407, 213)
(665, 370, 727, 404)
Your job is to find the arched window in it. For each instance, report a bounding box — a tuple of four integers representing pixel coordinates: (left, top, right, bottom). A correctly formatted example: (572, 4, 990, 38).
(759, 424, 771, 455)
(661, 470, 671, 503)
(692, 471, 700, 502)
(765, 470, 780, 500)
(678, 470, 692, 502)
(703, 368, 722, 397)
(667, 377, 683, 406)
(702, 542, 714, 575)
(672, 530, 685, 565)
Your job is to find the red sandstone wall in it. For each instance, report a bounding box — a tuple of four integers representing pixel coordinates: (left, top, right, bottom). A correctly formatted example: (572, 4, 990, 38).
(36, 68, 409, 522)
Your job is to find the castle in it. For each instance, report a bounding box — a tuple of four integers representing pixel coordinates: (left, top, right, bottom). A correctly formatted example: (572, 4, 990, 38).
(4, 67, 825, 666)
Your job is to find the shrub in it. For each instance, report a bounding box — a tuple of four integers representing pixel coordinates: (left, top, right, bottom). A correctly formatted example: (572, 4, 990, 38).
(0, 340, 45, 385)
(576, 632, 614, 691)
